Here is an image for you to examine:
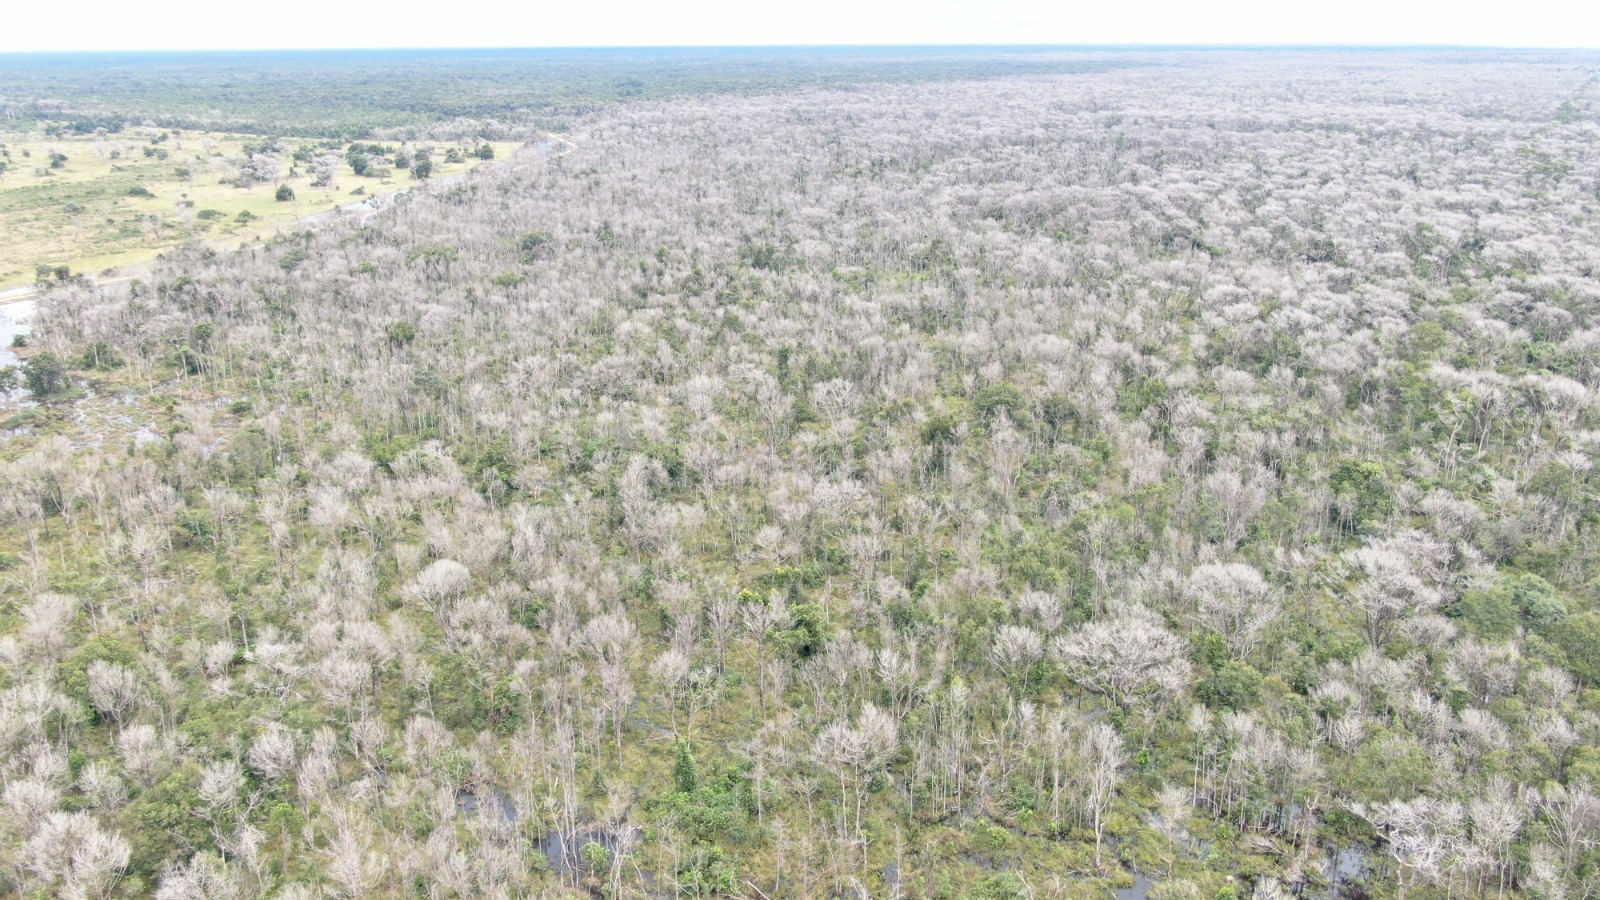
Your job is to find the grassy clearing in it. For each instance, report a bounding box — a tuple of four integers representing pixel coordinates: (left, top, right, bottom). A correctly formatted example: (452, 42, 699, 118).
(0, 129, 520, 288)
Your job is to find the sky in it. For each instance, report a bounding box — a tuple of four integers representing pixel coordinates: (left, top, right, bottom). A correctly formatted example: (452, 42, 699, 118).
(2, 0, 1597, 52)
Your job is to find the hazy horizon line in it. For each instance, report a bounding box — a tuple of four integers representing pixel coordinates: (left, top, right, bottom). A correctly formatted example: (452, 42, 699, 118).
(3, 42, 1598, 57)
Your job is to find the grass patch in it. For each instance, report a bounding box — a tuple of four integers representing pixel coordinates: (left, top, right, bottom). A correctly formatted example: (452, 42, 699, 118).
(0, 130, 520, 288)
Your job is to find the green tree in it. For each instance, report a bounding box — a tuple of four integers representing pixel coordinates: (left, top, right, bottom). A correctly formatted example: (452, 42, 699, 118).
(23, 352, 67, 396)
(581, 841, 612, 874)
(1553, 612, 1600, 685)
(386, 321, 417, 348)
(1403, 321, 1450, 360)
(411, 245, 457, 279)
(275, 184, 295, 201)
(1507, 573, 1566, 631)
(1455, 573, 1567, 638)
(78, 341, 124, 371)
(1454, 588, 1518, 640)
(781, 602, 828, 659)
(673, 742, 699, 794)
(1329, 459, 1390, 531)
(518, 230, 552, 258)
(973, 382, 1023, 417)
(1197, 660, 1263, 711)
(676, 844, 737, 897)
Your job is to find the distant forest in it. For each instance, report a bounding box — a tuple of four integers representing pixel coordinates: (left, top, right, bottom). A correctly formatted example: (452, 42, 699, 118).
(0, 46, 1133, 138)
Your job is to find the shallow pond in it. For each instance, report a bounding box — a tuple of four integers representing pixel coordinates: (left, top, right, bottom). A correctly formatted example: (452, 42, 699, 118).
(0, 299, 36, 370)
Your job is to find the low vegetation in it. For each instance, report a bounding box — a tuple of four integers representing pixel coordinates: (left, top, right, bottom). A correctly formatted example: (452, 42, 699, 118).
(0, 129, 520, 288)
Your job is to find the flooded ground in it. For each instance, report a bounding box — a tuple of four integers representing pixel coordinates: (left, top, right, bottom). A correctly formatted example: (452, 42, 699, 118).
(0, 298, 35, 370)
(454, 786, 518, 824)
(1114, 873, 1154, 900)
(1326, 846, 1369, 896)
(452, 784, 634, 877)
(1104, 844, 1366, 900)
(0, 300, 167, 448)
(536, 827, 631, 875)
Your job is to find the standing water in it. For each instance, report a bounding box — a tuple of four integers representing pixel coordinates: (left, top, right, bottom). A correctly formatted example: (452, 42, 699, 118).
(1326, 846, 1368, 897)
(0, 298, 37, 371)
(1114, 874, 1154, 900)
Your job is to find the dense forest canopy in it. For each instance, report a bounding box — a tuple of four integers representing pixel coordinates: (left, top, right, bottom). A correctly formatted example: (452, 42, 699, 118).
(1, 49, 1600, 899)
